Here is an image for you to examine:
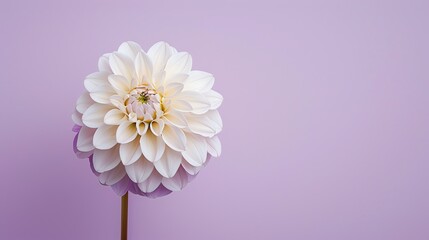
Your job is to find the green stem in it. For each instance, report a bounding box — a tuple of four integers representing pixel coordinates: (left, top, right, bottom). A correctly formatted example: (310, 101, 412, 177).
(121, 192, 128, 240)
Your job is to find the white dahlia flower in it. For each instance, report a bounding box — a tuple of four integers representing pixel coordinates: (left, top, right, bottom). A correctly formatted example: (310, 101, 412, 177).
(72, 41, 222, 197)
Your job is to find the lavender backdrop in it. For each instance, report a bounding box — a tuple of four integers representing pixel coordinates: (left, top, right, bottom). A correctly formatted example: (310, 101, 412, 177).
(1, 0, 428, 239)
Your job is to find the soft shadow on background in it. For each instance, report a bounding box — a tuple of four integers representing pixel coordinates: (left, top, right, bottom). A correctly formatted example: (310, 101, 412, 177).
(1, 0, 428, 239)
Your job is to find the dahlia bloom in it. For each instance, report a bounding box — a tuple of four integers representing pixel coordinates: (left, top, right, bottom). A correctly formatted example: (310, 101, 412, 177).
(72, 41, 222, 198)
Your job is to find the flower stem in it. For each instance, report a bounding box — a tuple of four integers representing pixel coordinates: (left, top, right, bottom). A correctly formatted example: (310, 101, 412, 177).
(121, 192, 128, 240)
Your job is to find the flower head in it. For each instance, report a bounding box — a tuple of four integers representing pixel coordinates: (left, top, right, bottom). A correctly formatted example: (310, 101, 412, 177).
(72, 41, 222, 197)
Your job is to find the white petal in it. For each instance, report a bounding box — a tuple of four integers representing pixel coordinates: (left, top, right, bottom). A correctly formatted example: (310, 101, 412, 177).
(77, 126, 96, 152)
(108, 74, 132, 95)
(72, 110, 83, 126)
(183, 71, 214, 93)
(110, 95, 127, 112)
(187, 111, 222, 137)
(147, 41, 174, 76)
(76, 92, 93, 114)
(161, 125, 186, 151)
(205, 110, 223, 133)
(206, 136, 221, 157)
(119, 137, 142, 165)
(84, 72, 110, 92)
(135, 51, 153, 84)
(164, 73, 188, 85)
(170, 46, 178, 54)
(89, 85, 116, 104)
(161, 167, 188, 191)
(177, 91, 211, 114)
(163, 82, 184, 98)
(163, 109, 187, 128)
(82, 104, 112, 128)
(109, 52, 135, 81)
(182, 133, 207, 167)
(150, 119, 164, 136)
(138, 171, 162, 193)
(154, 147, 182, 178)
(93, 125, 117, 150)
(165, 52, 192, 77)
(205, 90, 223, 110)
(118, 41, 142, 60)
(151, 70, 166, 89)
(104, 109, 126, 125)
(187, 116, 215, 137)
(171, 99, 193, 112)
(116, 121, 137, 144)
(125, 157, 154, 183)
(75, 149, 93, 159)
(99, 164, 126, 185)
(98, 53, 112, 73)
(137, 121, 149, 135)
(181, 159, 202, 175)
(140, 131, 165, 162)
(92, 145, 121, 172)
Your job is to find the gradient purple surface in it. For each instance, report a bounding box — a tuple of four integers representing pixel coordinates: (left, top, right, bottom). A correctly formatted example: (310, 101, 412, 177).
(1, 0, 428, 239)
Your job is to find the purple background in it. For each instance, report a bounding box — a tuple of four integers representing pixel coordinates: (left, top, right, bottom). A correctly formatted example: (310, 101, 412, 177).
(1, 0, 428, 239)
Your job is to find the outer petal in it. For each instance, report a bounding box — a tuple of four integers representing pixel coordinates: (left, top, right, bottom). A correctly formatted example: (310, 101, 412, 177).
(161, 125, 186, 151)
(205, 90, 223, 110)
(140, 131, 165, 162)
(76, 92, 93, 114)
(181, 159, 202, 175)
(89, 85, 116, 104)
(183, 71, 214, 93)
(72, 124, 81, 133)
(182, 133, 207, 167)
(82, 103, 112, 128)
(110, 95, 127, 113)
(154, 147, 182, 178)
(76, 126, 96, 152)
(73, 133, 93, 159)
(135, 51, 153, 84)
(161, 167, 189, 191)
(147, 41, 174, 77)
(151, 70, 166, 89)
(118, 41, 142, 60)
(138, 171, 162, 193)
(165, 52, 192, 78)
(98, 53, 112, 73)
(187, 111, 222, 137)
(109, 52, 135, 81)
(144, 185, 172, 198)
(163, 82, 184, 98)
(171, 99, 193, 112)
(72, 110, 83, 126)
(116, 121, 138, 144)
(93, 124, 117, 150)
(206, 136, 221, 157)
(92, 145, 121, 173)
(176, 91, 211, 114)
(205, 110, 223, 133)
(119, 137, 142, 165)
(163, 109, 187, 128)
(84, 72, 110, 93)
(111, 176, 131, 196)
(125, 157, 154, 183)
(164, 73, 188, 86)
(108, 74, 132, 96)
(99, 164, 126, 185)
(104, 109, 126, 125)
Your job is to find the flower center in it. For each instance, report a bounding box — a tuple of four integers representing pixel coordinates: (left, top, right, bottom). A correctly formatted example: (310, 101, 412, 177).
(125, 85, 162, 121)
